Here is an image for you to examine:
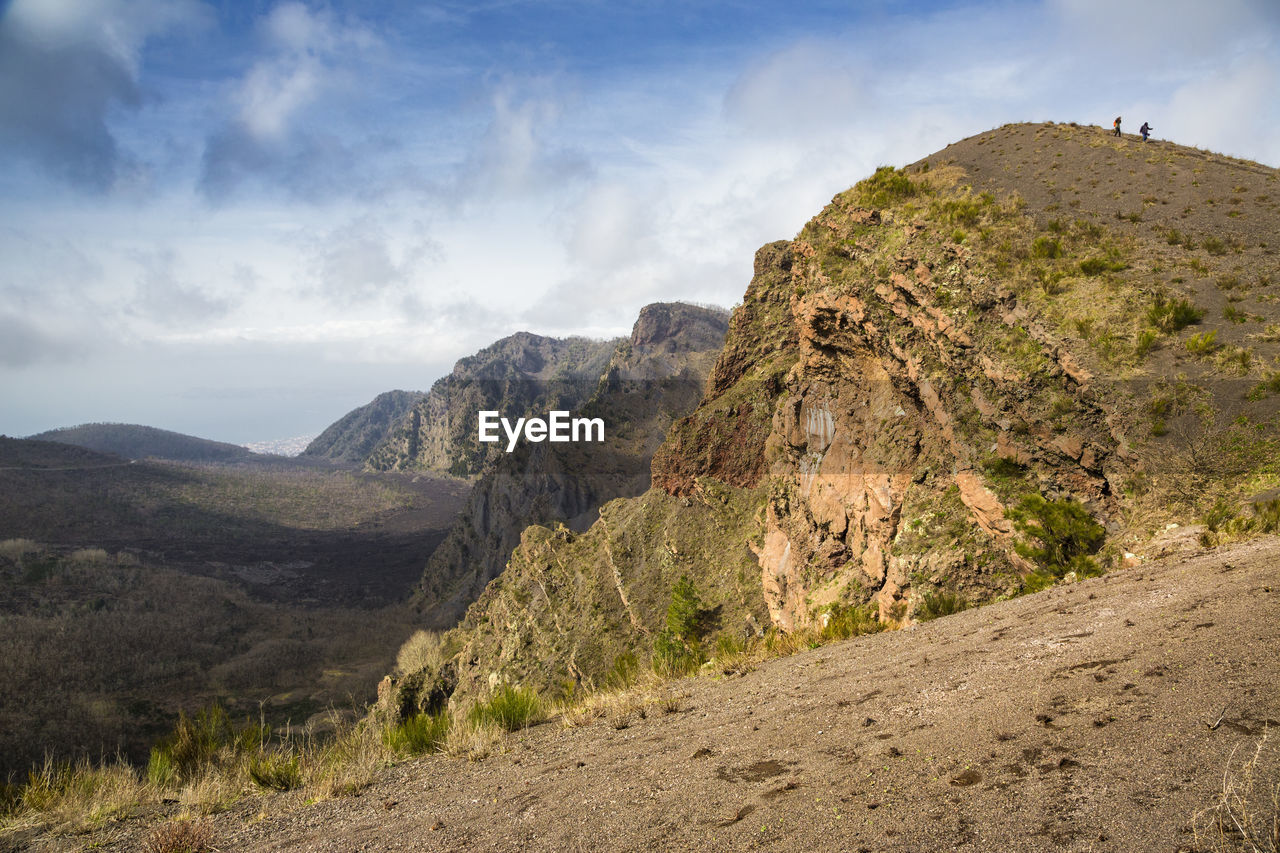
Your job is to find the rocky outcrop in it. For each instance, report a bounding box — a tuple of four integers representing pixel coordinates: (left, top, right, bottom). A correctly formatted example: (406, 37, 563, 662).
(656, 173, 1128, 628)
(438, 483, 769, 699)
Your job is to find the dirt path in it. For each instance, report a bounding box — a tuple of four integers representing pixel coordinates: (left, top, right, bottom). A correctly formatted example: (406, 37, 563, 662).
(116, 538, 1280, 851)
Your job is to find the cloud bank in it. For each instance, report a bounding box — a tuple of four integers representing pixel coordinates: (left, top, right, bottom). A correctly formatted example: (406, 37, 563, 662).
(1, 0, 1276, 441)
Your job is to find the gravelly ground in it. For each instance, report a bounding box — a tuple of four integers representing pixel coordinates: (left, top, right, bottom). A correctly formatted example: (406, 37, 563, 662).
(91, 536, 1276, 853)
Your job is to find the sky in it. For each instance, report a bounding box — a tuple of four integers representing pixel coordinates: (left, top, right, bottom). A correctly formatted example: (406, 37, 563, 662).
(1, 0, 1277, 444)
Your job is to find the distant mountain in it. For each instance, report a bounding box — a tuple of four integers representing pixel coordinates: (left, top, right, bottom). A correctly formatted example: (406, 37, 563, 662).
(0, 436, 125, 469)
(365, 333, 621, 477)
(410, 301, 732, 629)
(28, 423, 262, 464)
(302, 390, 424, 464)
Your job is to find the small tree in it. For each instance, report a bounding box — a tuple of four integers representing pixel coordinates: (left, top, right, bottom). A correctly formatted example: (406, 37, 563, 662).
(1008, 495, 1105, 577)
(665, 575, 703, 642)
(653, 575, 706, 676)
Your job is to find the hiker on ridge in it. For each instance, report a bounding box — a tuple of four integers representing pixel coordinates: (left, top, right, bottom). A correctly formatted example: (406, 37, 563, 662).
(1113, 116, 1122, 137)
(1139, 121, 1152, 142)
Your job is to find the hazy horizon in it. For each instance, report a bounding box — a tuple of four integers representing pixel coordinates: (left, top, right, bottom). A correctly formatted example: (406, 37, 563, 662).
(2, 0, 1277, 443)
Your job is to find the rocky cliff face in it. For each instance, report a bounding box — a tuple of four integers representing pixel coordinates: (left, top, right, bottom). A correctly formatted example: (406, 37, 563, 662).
(651, 123, 1280, 630)
(389, 123, 1280, 711)
(655, 191, 1125, 627)
(410, 303, 731, 629)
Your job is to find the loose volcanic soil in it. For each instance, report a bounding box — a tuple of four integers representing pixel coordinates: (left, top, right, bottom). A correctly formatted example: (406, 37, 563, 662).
(82, 536, 1278, 853)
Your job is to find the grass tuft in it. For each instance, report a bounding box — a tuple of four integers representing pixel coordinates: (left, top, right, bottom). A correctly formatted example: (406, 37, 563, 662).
(468, 685, 542, 732)
(143, 819, 212, 853)
(382, 711, 450, 756)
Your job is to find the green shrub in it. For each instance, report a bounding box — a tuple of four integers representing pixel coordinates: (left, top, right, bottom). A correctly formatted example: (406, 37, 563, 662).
(149, 705, 235, 785)
(604, 652, 640, 690)
(1223, 304, 1251, 324)
(1079, 256, 1126, 275)
(818, 603, 882, 641)
(1252, 498, 1280, 534)
(652, 628, 705, 677)
(1021, 570, 1057, 594)
(146, 748, 176, 788)
(147, 704, 268, 787)
(1204, 499, 1237, 533)
(916, 590, 970, 621)
(1202, 236, 1227, 255)
(1216, 345, 1253, 374)
(1185, 331, 1219, 354)
(1031, 236, 1063, 259)
(1135, 328, 1159, 358)
(983, 456, 1029, 481)
(1008, 495, 1105, 578)
(934, 195, 986, 226)
(714, 634, 744, 659)
(1147, 294, 1204, 334)
(1247, 372, 1280, 400)
(247, 751, 302, 791)
(469, 685, 541, 732)
(382, 711, 450, 756)
(857, 166, 919, 207)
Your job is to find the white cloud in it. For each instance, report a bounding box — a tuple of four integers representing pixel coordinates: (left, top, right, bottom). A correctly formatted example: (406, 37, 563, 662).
(451, 82, 594, 202)
(128, 249, 233, 324)
(1050, 0, 1278, 60)
(723, 40, 865, 136)
(0, 0, 206, 190)
(200, 3, 380, 198)
(4, 0, 1279, 440)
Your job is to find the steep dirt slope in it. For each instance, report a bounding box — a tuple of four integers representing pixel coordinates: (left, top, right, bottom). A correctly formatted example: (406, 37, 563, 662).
(100, 536, 1280, 853)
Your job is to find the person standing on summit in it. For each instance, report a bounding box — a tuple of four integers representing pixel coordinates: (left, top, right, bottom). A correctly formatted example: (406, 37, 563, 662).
(1113, 116, 1122, 137)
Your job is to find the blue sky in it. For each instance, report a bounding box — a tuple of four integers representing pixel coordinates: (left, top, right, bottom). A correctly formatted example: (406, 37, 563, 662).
(1, 0, 1277, 443)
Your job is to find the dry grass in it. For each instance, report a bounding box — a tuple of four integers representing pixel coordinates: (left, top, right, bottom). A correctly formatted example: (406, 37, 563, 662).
(68, 547, 110, 566)
(143, 818, 212, 853)
(0, 538, 39, 563)
(305, 720, 393, 800)
(1193, 728, 1279, 853)
(6, 757, 148, 834)
(395, 629, 446, 676)
(176, 768, 244, 816)
(557, 672, 685, 731)
(441, 719, 504, 762)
